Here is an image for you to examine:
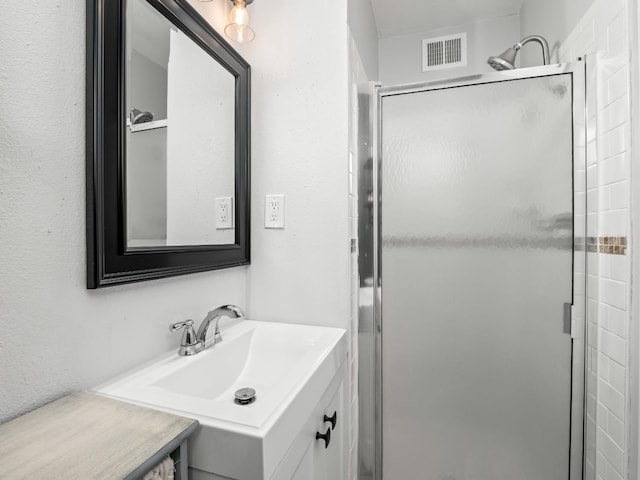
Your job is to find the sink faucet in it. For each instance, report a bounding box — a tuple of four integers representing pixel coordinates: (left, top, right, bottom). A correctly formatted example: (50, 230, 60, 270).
(170, 305, 244, 356)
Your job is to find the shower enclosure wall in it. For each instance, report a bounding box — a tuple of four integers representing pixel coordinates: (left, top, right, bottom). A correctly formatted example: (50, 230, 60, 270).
(357, 62, 591, 480)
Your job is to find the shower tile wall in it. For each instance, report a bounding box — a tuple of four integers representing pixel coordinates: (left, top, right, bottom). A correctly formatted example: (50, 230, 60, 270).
(559, 0, 631, 478)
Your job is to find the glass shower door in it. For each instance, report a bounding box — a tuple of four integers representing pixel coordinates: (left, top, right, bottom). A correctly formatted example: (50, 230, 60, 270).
(380, 72, 577, 480)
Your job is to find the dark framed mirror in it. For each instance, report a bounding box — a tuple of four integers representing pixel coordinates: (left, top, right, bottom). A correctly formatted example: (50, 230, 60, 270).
(86, 0, 250, 288)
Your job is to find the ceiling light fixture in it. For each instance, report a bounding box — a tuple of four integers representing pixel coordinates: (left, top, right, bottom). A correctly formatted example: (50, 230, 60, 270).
(225, 0, 255, 44)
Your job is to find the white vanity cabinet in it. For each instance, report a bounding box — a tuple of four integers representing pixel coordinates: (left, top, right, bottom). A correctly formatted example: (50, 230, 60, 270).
(290, 380, 345, 480)
(189, 364, 347, 480)
(95, 321, 349, 480)
(272, 364, 347, 480)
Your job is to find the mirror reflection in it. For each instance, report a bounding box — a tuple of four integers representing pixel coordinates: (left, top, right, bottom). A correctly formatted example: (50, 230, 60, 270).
(126, 0, 236, 248)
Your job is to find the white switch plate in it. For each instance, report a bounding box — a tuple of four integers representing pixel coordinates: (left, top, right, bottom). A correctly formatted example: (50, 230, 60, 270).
(265, 194, 285, 229)
(215, 197, 233, 229)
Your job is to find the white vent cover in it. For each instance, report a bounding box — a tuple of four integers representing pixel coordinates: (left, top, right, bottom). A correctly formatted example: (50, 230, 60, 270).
(422, 33, 467, 72)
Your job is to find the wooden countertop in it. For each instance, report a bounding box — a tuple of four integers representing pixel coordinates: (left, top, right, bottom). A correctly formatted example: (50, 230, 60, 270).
(0, 391, 198, 479)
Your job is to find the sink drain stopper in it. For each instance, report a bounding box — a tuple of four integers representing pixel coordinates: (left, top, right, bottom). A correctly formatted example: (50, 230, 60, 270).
(234, 387, 257, 405)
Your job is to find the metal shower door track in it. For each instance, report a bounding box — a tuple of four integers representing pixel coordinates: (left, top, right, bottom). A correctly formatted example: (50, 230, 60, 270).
(378, 62, 581, 97)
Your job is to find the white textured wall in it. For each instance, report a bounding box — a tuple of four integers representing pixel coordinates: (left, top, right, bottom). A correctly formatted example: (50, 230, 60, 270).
(348, 0, 379, 80)
(379, 15, 520, 85)
(229, 1, 350, 331)
(520, 0, 596, 67)
(0, 0, 351, 442)
(186, 2, 350, 327)
(0, 0, 244, 423)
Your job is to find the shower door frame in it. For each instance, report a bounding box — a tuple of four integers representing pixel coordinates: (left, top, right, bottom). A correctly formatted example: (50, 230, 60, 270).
(369, 62, 587, 480)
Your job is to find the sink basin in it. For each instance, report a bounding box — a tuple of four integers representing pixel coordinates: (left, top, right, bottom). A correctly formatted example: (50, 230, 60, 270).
(94, 319, 347, 479)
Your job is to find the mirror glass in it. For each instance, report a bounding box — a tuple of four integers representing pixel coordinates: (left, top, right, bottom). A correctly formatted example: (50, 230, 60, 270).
(126, 0, 236, 248)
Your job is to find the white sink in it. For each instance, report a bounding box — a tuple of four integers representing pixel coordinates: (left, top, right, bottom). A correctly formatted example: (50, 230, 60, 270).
(94, 319, 347, 479)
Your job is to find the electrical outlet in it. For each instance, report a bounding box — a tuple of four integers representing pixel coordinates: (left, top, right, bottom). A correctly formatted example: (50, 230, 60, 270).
(215, 197, 233, 229)
(265, 194, 285, 229)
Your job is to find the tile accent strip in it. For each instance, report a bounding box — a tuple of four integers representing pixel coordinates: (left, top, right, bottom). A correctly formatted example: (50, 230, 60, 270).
(590, 236, 627, 255)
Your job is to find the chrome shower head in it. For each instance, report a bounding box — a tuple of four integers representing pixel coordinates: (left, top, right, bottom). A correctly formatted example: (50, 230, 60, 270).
(488, 47, 519, 71)
(488, 35, 551, 71)
(130, 108, 154, 124)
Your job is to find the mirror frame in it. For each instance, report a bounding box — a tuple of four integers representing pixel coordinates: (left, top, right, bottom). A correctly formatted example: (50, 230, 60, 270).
(86, 0, 251, 289)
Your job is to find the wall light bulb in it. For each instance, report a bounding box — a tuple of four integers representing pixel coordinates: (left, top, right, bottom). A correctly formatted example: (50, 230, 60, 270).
(229, 4, 249, 27)
(225, 0, 255, 43)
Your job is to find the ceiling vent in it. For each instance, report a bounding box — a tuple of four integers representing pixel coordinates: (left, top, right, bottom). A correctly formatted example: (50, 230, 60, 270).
(422, 33, 467, 72)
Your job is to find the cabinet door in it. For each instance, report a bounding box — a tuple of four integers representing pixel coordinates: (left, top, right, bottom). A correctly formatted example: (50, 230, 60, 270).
(290, 380, 345, 480)
(290, 445, 314, 480)
(313, 379, 344, 480)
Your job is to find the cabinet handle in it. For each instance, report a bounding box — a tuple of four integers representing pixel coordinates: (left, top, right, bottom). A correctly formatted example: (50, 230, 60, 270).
(316, 427, 331, 448)
(323, 411, 337, 430)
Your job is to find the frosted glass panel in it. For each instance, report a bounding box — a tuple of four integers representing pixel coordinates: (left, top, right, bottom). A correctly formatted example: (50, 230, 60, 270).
(381, 75, 573, 480)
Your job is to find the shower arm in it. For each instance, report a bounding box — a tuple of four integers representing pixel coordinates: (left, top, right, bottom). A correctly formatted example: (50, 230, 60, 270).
(514, 35, 551, 65)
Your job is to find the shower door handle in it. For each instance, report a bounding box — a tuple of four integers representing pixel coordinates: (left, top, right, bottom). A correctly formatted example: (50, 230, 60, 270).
(563, 302, 573, 336)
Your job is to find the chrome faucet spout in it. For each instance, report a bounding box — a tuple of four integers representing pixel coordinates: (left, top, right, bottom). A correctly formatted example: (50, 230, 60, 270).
(196, 305, 244, 348)
(170, 305, 244, 356)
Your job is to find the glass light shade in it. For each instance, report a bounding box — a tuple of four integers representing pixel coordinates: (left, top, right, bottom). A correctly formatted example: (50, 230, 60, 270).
(224, 23, 255, 43)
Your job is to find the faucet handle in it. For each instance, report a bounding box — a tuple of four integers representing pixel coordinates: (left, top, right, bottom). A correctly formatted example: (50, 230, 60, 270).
(169, 319, 194, 332)
(170, 320, 200, 356)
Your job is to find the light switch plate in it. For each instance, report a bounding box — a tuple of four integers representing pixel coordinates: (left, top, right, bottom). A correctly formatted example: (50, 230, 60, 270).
(265, 195, 285, 229)
(215, 197, 233, 229)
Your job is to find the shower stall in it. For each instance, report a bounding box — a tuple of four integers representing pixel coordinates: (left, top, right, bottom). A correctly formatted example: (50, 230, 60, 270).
(358, 62, 591, 480)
